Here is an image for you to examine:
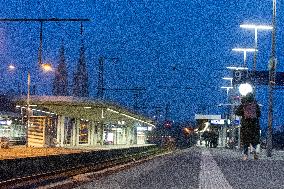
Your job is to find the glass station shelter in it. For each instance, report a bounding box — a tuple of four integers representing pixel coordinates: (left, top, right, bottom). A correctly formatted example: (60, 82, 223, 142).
(13, 96, 155, 147)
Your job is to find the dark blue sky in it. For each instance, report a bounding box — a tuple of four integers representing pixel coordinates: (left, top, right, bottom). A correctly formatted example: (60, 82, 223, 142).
(0, 0, 284, 127)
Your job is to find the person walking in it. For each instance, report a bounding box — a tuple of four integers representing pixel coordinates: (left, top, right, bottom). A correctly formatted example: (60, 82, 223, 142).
(235, 92, 261, 160)
(202, 130, 210, 147)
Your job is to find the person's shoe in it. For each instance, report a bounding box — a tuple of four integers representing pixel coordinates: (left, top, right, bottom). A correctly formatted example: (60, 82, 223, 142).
(253, 152, 259, 160)
(243, 155, 248, 160)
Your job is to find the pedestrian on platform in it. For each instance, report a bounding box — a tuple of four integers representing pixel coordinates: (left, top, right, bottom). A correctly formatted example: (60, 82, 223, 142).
(235, 92, 261, 160)
(202, 130, 210, 147)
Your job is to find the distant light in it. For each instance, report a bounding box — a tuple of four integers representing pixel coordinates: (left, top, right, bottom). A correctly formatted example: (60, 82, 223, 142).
(84, 106, 92, 109)
(8, 64, 15, 70)
(232, 48, 257, 52)
(239, 83, 253, 96)
(240, 24, 273, 30)
(222, 77, 233, 80)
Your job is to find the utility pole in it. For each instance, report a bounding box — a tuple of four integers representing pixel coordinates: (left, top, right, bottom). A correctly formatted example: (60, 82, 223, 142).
(97, 56, 119, 99)
(0, 18, 90, 65)
(97, 56, 105, 99)
(133, 87, 140, 111)
(165, 102, 170, 120)
(26, 71, 30, 147)
(103, 87, 146, 110)
(267, 0, 277, 157)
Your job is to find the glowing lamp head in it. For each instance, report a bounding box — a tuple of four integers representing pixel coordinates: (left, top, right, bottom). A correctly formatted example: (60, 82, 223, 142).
(239, 83, 253, 96)
(8, 64, 16, 71)
(41, 63, 53, 72)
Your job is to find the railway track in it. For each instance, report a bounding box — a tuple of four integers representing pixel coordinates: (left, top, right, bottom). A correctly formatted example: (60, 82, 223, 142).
(0, 147, 170, 189)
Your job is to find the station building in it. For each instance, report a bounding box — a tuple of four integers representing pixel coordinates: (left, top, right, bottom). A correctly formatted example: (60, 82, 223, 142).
(7, 96, 155, 148)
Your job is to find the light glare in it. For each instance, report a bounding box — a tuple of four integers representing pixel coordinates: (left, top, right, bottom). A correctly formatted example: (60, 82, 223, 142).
(41, 63, 53, 72)
(232, 48, 257, 52)
(240, 24, 273, 30)
(222, 77, 233, 80)
(8, 64, 15, 70)
(239, 83, 253, 96)
(226, 66, 248, 70)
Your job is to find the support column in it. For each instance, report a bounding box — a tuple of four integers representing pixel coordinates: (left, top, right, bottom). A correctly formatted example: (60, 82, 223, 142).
(93, 122, 98, 146)
(89, 121, 94, 146)
(72, 119, 78, 146)
(132, 122, 138, 145)
(126, 125, 131, 145)
(56, 115, 65, 147)
(96, 122, 104, 146)
(122, 127, 127, 144)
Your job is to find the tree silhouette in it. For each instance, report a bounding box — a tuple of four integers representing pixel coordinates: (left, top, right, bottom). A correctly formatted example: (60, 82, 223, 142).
(53, 43, 69, 96)
(72, 42, 89, 97)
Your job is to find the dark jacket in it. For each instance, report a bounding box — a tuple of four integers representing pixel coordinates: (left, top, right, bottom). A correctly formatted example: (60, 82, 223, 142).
(235, 95, 261, 146)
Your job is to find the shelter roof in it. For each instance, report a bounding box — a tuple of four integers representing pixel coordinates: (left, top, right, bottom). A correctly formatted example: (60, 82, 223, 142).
(13, 96, 155, 127)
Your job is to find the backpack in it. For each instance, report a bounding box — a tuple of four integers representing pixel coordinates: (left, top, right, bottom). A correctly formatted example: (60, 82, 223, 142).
(243, 102, 257, 119)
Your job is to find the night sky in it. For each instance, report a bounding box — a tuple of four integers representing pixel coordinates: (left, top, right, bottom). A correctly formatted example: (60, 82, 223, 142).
(1, 0, 284, 129)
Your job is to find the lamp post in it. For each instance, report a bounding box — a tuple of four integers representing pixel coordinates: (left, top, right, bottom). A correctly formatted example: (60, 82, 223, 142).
(232, 48, 257, 67)
(26, 71, 31, 147)
(240, 24, 273, 71)
(267, 0, 277, 157)
(221, 85, 233, 147)
(10, 63, 53, 147)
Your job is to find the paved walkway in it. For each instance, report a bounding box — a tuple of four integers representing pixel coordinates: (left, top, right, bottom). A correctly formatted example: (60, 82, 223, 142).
(199, 149, 233, 189)
(37, 146, 284, 189)
(210, 147, 284, 161)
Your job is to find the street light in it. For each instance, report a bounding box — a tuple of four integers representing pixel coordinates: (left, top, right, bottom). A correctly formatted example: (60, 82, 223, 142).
(232, 48, 257, 67)
(8, 64, 16, 70)
(27, 63, 53, 147)
(240, 24, 273, 71)
(238, 83, 253, 96)
(226, 66, 248, 71)
(222, 77, 233, 84)
(221, 86, 233, 97)
(10, 63, 53, 147)
(41, 63, 53, 72)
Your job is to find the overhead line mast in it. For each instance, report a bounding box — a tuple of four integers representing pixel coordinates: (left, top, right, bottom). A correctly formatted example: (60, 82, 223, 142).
(0, 18, 90, 65)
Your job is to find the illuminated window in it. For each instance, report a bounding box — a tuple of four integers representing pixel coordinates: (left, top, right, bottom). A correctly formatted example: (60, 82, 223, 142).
(79, 120, 89, 144)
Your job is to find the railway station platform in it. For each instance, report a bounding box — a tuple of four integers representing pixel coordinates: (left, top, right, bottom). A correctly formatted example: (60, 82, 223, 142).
(0, 144, 155, 160)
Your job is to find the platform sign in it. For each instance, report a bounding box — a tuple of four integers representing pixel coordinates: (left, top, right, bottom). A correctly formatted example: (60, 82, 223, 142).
(210, 119, 225, 125)
(233, 120, 240, 125)
(252, 71, 284, 86)
(232, 70, 251, 85)
(28, 116, 52, 147)
(232, 70, 284, 86)
(195, 114, 221, 120)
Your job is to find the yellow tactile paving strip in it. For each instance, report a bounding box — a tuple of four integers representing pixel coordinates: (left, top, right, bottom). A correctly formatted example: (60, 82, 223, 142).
(0, 146, 83, 160)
